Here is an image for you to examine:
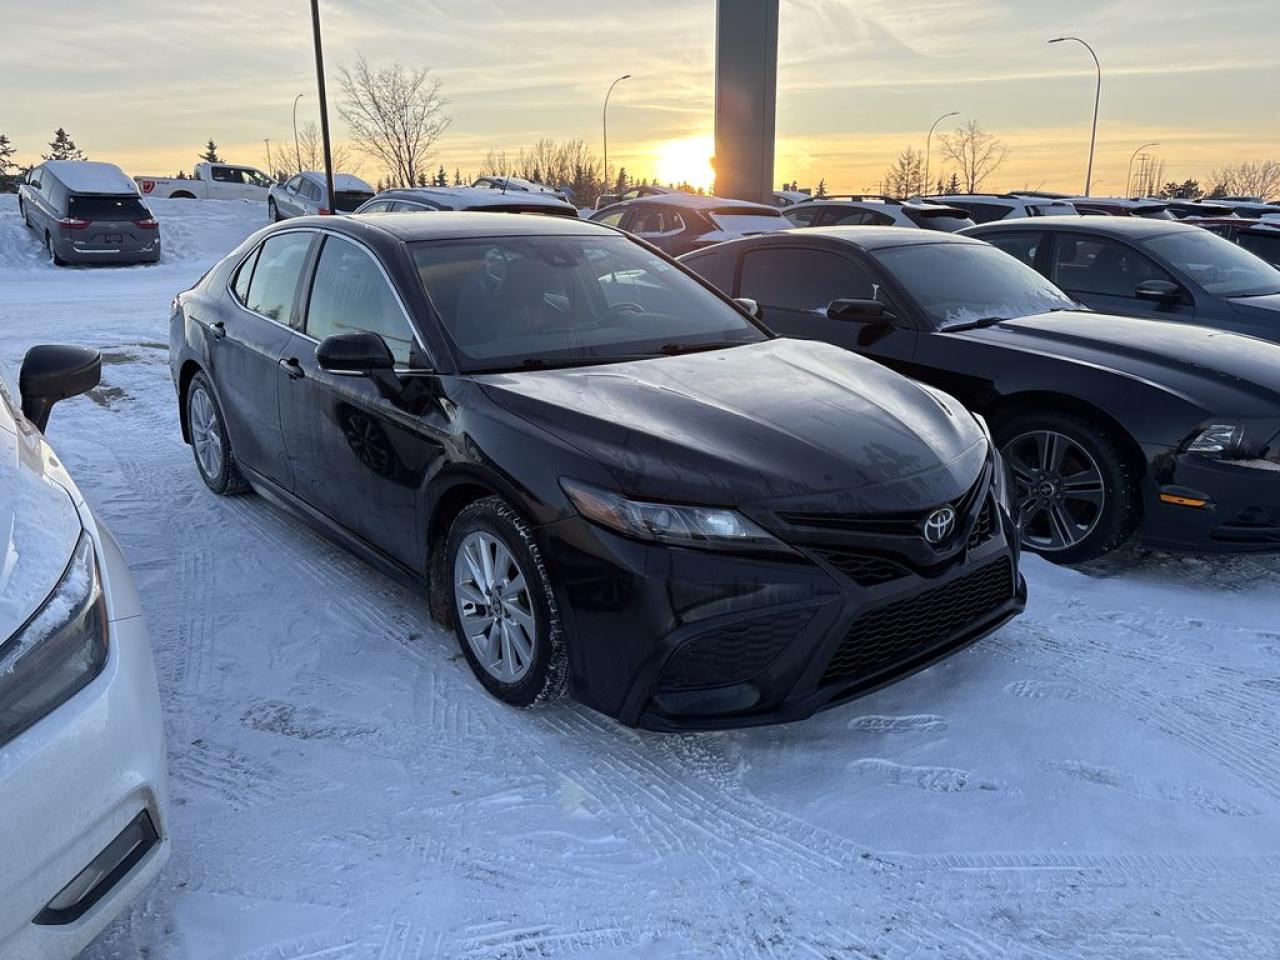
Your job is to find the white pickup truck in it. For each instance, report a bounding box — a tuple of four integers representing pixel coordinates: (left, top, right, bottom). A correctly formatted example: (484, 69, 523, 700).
(134, 162, 275, 201)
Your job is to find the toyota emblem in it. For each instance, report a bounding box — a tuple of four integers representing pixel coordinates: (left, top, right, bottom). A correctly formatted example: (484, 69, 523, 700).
(922, 506, 956, 545)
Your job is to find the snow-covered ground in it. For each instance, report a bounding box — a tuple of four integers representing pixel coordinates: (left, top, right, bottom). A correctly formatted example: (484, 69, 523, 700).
(3, 195, 1280, 959)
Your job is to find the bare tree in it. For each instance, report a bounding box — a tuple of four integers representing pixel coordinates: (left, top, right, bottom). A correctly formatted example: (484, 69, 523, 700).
(1209, 160, 1280, 200)
(288, 122, 359, 177)
(939, 120, 1009, 194)
(338, 55, 450, 187)
(480, 139, 606, 206)
(882, 146, 925, 198)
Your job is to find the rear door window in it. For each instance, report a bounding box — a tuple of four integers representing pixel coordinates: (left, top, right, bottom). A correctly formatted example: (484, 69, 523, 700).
(741, 248, 881, 312)
(305, 236, 416, 364)
(682, 246, 738, 295)
(1051, 235, 1172, 297)
(985, 232, 1043, 268)
(785, 206, 822, 227)
(823, 207, 893, 226)
(245, 231, 313, 323)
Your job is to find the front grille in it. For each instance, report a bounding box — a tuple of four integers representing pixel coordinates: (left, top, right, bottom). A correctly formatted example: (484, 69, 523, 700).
(821, 558, 1013, 685)
(659, 609, 815, 691)
(818, 551, 908, 586)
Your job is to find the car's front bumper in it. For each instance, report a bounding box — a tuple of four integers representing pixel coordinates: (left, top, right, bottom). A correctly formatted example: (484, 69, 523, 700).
(1143, 448, 1280, 552)
(0, 523, 169, 960)
(540, 492, 1024, 731)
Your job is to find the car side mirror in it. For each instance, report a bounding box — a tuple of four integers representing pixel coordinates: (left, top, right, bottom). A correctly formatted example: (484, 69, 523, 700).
(316, 332, 396, 375)
(1134, 279, 1184, 304)
(734, 297, 762, 320)
(19, 345, 101, 432)
(827, 298, 890, 321)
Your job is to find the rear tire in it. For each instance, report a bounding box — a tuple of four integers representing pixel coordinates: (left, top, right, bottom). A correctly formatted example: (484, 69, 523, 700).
(994, 410, 1137, 564)
(446, 497, 567, 708)
(185, 372, 250, 496)
(268, 198, 280, 222)
(45, 232, 65, 266)
(20, 200, 31, 229)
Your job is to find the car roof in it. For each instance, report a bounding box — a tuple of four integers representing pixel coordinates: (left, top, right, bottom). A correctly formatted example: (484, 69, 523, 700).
(330, 211, 614, 241)
(374, 186, 573, 209)
(299, 171, 373, 191)
(682, 226, 983, 254)
(599, 193, 779, 212)
(965, 216, 1192, 237)
(40, 160, 138, 195)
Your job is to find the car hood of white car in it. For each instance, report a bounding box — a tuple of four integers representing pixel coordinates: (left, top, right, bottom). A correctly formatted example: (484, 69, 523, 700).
(0, 394, 82, 644)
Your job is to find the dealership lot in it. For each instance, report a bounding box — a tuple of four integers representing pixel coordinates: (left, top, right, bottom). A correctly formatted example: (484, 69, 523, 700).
(3, 197, 1279, 958)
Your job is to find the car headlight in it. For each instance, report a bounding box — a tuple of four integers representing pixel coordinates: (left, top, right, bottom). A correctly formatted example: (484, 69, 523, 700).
(0, 532, 108, 749)
(991, 445, 1016, 517)
(1185, 423, 1245, 456)
(561, 479, 788, 553)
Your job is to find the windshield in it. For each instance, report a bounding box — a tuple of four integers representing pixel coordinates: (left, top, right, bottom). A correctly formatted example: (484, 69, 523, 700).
(410, 234, 767, 371)
(1141, 229, 1280, 297)
(872, 242, 1078, 328)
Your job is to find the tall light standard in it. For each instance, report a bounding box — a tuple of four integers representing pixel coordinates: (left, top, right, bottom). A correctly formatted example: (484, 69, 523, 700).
(1126, 141, 1159, 197)
(309, 0, 336, 214)
(603, 74, 631, 194)
(923, 110, 959, 196)
(1049, 36, 1101, 196)
(291, 93, 305, 173)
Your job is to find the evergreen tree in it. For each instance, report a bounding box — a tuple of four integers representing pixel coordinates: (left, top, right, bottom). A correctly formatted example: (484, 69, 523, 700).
(815, 178, 827, 198)
(935, 177, 945, 194)
(945, 173, 961, 195)
(615, 167, 628, 193)
(453, 167, 463, 186)
(199, 138, 222, 163)
(0, 134, 16, 192)
(435, 164, 447, 186)
(43, 128, 86, 162)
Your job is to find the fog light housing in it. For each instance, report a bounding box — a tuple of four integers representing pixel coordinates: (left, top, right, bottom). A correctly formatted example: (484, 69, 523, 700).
(33, 810, 159, 926)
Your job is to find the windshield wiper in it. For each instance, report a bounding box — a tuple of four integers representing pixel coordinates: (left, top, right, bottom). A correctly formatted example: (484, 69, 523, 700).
(654, 341, 744, 356)
(941, 316, 1005, 332)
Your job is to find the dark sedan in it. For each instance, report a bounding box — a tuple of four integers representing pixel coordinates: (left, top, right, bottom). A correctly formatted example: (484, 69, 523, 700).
(962, 217, 1280, 342)
(681, 229, 1280, 561)
(168, 213, 1023, 730)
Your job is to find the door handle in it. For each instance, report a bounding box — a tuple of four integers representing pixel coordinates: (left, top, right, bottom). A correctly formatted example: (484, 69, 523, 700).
(206, 320, 226, 340)
(278, 357, 305, 380)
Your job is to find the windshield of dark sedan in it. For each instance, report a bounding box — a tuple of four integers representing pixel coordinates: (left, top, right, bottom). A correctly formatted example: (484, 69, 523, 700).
(410, 235, 767, 370)
(1140, 229, 1280, 297)
(870, 242, 1078, 328)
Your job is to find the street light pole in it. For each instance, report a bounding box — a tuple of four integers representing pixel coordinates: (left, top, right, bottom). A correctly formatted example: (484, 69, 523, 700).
(924, 110, 959, 196)
(309, 0, 336, 215)
(1126, 142, 1160, 197)
(292, 93, 305, 174)
(603, 74, 631, 196)
(1049, 36, 1101, 196)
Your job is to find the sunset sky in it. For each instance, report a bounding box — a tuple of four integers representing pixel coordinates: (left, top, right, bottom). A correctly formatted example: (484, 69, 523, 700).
(4, 0, 1277, 196)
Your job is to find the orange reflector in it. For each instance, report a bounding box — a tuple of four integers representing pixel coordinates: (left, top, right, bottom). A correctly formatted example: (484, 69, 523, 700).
(1160, 493, 1207, 508)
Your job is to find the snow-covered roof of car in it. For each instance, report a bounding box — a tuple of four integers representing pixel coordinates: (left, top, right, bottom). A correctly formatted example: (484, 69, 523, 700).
(371, 187, 575, 211)
(41, 160, 138, 195)
(299, 171, 374, 192)
(348, 210, 611, 241)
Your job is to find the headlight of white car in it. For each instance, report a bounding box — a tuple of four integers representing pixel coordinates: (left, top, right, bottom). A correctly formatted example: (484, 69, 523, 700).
(0, 532, 108, 748)
(561, 479, 789, 553)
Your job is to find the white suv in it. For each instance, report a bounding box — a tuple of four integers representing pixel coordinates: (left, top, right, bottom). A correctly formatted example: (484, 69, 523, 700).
(922, 193, 1078, 223)
(783, 196, 975, 232)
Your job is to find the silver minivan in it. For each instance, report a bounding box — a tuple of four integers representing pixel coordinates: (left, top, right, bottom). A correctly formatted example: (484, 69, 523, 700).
(18, 161, 161, 266)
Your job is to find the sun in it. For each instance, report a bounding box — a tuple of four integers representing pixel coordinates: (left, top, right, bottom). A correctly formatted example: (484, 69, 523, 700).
(653, 135, 715, 192)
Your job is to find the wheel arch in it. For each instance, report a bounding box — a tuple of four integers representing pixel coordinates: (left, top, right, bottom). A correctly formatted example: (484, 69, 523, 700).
(169, 190, 196, 199)
(176, 359, 204, 443)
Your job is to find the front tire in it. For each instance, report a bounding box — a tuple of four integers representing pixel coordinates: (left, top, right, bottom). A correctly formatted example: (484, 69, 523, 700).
(446, 497, 567, 707)
(268, 198, 280, 222)
(186, 372, 250, 496)
(995, 411, 1137, 564)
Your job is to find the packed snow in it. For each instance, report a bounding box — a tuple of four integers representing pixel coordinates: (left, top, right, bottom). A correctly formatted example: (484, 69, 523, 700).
(1, 195, 1279, 959)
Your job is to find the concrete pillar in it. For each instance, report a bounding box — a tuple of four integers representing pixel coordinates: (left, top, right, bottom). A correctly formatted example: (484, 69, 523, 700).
(713, 0, 779, 204)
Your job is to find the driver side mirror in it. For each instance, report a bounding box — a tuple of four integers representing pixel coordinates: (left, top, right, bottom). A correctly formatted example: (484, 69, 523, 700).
(827, 298, 892, 322)
(734, 297, 762, 320)
(19, 345, 101, 432)
(316, 332, 395, 375)
(1134, 279, 1184, 304)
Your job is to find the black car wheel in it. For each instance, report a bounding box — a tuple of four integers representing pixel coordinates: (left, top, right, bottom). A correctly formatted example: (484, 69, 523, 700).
(446, 497, 566, 707)
(186, 372, 250, 496)
(996, 411, 1137, 564)
(268, 198, 280, 222)
(45, 232, 66, 267)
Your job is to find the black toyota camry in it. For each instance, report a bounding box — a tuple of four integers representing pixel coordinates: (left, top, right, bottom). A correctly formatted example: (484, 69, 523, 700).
(169, 213, 1023, 730)
(681, 228, 1280, 562)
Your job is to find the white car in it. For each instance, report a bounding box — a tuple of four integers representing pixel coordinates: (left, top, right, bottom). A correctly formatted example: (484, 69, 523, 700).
(920, 193, 1078, 223)
(268, 172, 375, 220)
(783, 195, 975, 232)
(471, 175, 571, 202)
(0, 346, 168, 959)
(136, 162, 274, 202)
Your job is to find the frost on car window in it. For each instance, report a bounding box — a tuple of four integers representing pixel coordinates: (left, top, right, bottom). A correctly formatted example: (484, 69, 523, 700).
(872, 242, 1077, 328)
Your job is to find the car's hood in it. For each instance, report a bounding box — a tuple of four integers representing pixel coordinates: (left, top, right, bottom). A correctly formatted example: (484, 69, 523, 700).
(954, 310, 1280, 406)
(478, 338, 988, 511)
(0, 396, 82, 643)
(1228, 292, 1280, 327)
